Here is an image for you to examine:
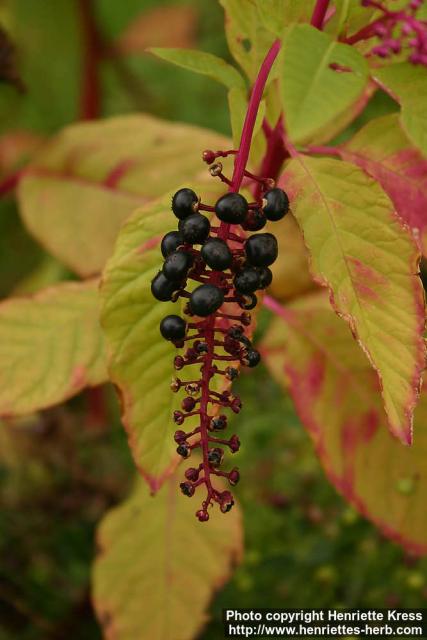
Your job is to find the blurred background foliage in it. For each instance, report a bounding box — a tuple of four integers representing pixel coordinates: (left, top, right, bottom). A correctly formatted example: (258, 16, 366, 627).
(0, 1, 424, 639)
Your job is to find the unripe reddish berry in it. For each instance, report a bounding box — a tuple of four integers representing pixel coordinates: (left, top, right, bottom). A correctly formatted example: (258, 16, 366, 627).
(180, 481, 195, 497)
(196, 509, 210, 522)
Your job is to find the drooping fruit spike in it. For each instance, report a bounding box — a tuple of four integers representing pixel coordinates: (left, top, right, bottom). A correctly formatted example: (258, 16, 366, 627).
(215, 192, 248, 224)
(245, 233, 278, 267)
(161, 230, 184, 257)
(172, 188, 199, 219)
(201, 238, 233, 271)
(150, 38, 283, 520)
(189, 284, 224, 317)
(263, 187, 290, 221)
(179, 213, 210, 244)
(160, 315, 187, 341)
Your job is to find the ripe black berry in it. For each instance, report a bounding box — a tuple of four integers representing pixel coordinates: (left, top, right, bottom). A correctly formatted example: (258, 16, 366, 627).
(161, 231, 184, 258)
(215, 192, 248, 224)
(162, 250, 193, 281)
(245, 233, 278, 267)
(263, 188, 289, 221)
(151, 272, 180, 302)
(258, 266, 273, 289)
(160, 315, 187, 341)
(201, 238, 233, 271)
(225, 367, 239, 381)
(244, 349, 261, 368)
(179, 213, 210, 245)
(234, 267, 261, 294)
(239, 293, 258, 310)
(242, 208, 267, 231)
(190, 284, 224, 317)
(172, 188, 198, 219)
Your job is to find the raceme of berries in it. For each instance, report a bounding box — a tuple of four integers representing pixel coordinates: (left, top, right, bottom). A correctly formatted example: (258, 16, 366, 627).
(348, 0, 427, 65)
(150, 38, 284, 522)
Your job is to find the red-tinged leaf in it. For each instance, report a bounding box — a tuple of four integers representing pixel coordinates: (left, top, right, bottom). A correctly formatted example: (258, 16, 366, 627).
(92, 469, 243, 640)
(261, 292, 427, 555)
(116, 5, 198, 54)
(336, 114, 427, 253)
(0, 130, 43, 178)
(0, 280, 107, 416)
(280, 155, 425, 444)
(17, 114, 229, 277)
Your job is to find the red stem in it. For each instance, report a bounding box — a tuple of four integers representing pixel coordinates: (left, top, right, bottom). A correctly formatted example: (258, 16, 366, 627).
(198, 39, 282, 510)
(77, 0, 102, 120)
(311, 0, 332, 29)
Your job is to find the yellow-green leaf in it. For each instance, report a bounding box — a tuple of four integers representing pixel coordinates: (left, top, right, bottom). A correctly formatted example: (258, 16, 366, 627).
(149, 47, 245, 90)
(262, 292, 427, 554)
(255, 0, 316, 36)
(100, 183, 238, 491)
(18, 114, 229, 277)
(92, 471, 243, 640)
(280, 25, 369, 145)
(280, 155, 425, 444)
(0, 280, 106, 416)
(374, 63, 427, 159)
(219, 0, 276, 81)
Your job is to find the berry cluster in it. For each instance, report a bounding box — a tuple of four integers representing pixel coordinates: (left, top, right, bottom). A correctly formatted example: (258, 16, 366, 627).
(151, 149, 289, 521)
(356, 0, 427, 65)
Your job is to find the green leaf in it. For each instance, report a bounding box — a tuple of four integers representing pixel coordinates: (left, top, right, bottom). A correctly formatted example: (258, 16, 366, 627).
(93, 470, 243, 640)
(262, 292, 427, 555)
(280, 24, 369, 145)
(100, 183, 246, 490)
(0, 280, 107, 416)
(374, 63, 427, 159)
(18, 114, 229, 278)
(219, 0, 276, 81)
(280, 155, 425, 444)
(336, 113, 427, 253)
(255, 0, 316, 36)
(227, 87, 265, 148)
(149, 48, 245, 90)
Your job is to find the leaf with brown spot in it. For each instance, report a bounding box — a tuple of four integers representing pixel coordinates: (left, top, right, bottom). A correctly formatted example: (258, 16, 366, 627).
(0, 280, 107, 416)
(17, 114, 229, 277)
(280, 155, 425, 444)
(92, 469, 243, 640)
(262, 292, 427, 555)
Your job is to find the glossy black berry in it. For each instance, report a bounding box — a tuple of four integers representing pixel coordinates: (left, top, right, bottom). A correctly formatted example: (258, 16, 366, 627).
(258, 266, 273, 289)
(151, 272, 179, 302)
(201, 238, 233, 271)
(263, 188, 289, 221)
(179, 213, 210, 245)
(172, 188, 198, 219)
(215, 192, 248, 224)
(161, 231, 184, 258)
(242, 208, 267, 231)
(234, 267, 261, 294)
(160, 315, 187, 341)
(190, 284, 224, 317)
(245, 233, 278, 267)
(239, 293, 257, 310)
(162, 250, 193, 281)
(245, 349, 261, 368)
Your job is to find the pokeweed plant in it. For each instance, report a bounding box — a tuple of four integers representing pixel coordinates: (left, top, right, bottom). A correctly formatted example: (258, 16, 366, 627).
(0, 0, 427, 637)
